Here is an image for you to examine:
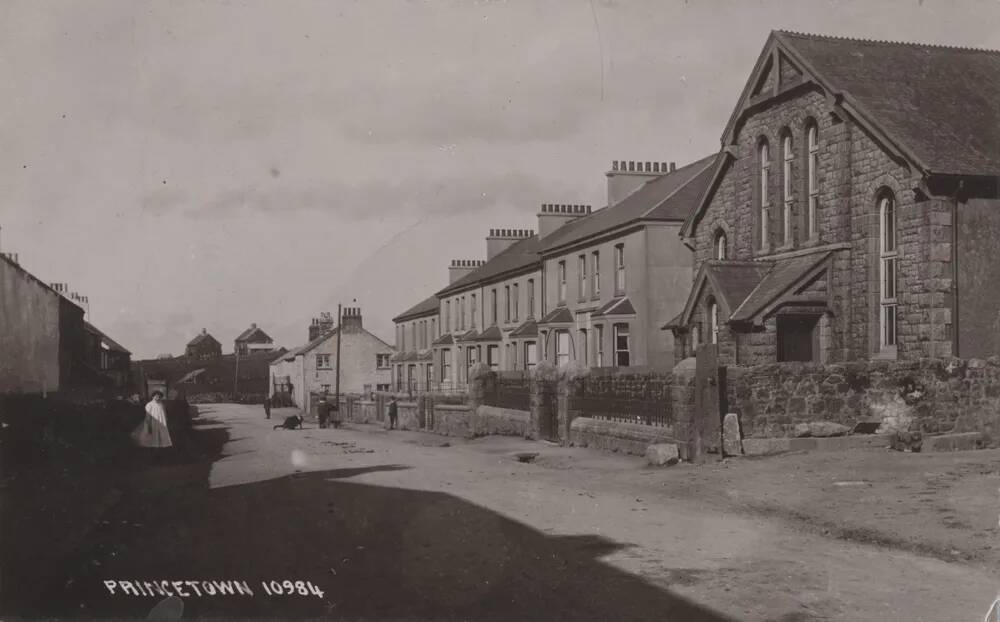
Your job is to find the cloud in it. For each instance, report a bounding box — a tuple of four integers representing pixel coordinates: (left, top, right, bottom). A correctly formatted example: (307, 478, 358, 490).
(174, 171, 576, 223)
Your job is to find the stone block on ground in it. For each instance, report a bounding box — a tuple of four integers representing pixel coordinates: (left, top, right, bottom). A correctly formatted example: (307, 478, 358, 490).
(808, 421, 850, 437)
(793, 423, 812, 438)
(722, 413, 742, 456)
(645, 443, 679, 467)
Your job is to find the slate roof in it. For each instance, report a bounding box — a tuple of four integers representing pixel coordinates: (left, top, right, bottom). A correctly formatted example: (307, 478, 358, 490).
(471, 325, 503, 342)
(431, 333, 455, 346)
(591, 297, 637, 318)
(538, 154, 717, 254)
(662, 312, 685, 330)
(84, 321, 131, 355)
(509, 319, 538, 338)
(457, 330, 480, 342)
(186, 332, 220, 348)
(731, 252, 832, 322)
(538, 307, 574, 325)
(235, 325, 273, 343)
(393, 294, 440, 323)
(708, 262, 774, 316)
(437, 236, 543, 297)
(777, 31, 1000, 176)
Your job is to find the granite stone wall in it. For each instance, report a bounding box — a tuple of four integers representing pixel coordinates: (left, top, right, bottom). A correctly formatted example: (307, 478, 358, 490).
(728, 358, 1000, 440)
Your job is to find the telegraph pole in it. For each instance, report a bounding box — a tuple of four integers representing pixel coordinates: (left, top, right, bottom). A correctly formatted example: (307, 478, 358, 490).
(334, 303, 342, 407)
(233, 346, 240, 401)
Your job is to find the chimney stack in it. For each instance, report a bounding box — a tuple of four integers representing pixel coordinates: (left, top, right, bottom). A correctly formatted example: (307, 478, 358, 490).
(309, 312, 335, 341)
(448, 258, 486, 284)
(341, 306, 364, 332)
(536, 203, 592, 239)
(606, 159, 673, 206)
(202, 328, 207, 335)
(485, 227, 534, 260)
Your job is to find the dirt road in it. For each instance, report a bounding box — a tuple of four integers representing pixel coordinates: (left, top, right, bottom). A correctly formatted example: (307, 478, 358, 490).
(26, 403, 1000, 620)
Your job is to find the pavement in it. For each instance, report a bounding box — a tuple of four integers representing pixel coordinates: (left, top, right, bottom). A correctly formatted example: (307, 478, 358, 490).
(9, 403, 1000, 620)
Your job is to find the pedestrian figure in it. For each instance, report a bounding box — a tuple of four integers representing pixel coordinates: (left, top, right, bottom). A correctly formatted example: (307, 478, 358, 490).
(387, 397, 398, 430)
(263, 396, 272, 419)
(132, 391, 173, 461)
(317, 396, 331, 429)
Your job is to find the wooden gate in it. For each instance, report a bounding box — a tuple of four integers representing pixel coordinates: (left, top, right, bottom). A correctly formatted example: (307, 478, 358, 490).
(538, 383, 559, 442)
(691, 345, 727, 462)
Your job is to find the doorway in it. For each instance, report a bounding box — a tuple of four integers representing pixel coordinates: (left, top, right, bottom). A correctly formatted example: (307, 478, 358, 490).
(776, 315, 820, 362)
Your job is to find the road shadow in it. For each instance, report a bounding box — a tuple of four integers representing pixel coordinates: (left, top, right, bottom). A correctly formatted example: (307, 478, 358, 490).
(18, 411, 730, 621)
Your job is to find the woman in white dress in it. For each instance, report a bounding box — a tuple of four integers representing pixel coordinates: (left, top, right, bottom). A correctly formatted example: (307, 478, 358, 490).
(132, 391, 173, 449)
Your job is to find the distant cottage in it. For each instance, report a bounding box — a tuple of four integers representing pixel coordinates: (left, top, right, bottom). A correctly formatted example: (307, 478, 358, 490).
(234, 323, 274, 356)
(185, 328, 222, 359)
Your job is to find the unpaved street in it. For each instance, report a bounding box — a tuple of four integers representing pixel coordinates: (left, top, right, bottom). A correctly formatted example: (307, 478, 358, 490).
(29, 403, 1000, 620)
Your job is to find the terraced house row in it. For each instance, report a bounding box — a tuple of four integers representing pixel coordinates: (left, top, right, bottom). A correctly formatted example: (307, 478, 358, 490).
(391, 31, 1000, 393)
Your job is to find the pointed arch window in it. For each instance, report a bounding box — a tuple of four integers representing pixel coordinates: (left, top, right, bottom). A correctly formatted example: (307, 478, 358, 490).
(879, 191, 898, 350)
(759, 139, 770, 247)
(708, 299, 719, 344)
(782, 133, 793, 246)
(714, 230, 728, 260)
(807, 122, 819, 239)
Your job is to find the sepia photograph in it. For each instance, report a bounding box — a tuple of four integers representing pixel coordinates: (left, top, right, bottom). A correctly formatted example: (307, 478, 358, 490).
(2, 0, 1000, 619)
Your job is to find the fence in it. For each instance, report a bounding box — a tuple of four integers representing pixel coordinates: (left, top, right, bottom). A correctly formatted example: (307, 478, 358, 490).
(483, 372, 530, 411)
(569, 373, 673, 428)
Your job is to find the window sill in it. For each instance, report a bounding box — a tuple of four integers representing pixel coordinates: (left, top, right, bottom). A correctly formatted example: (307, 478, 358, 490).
(871, 348, 898, 361)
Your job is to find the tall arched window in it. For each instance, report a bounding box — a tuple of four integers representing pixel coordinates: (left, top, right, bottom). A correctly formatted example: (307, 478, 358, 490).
(782, 133, 793, 246)
(879, 191, 898, 350)
(715, 230, 728, 260)
(708, 299, 719, 344)
(807, 122, 819, 239)
(759, 140, 770, 247)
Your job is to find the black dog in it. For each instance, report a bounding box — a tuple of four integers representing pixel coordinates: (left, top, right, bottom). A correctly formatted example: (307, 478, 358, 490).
(274, 415, 304, 430)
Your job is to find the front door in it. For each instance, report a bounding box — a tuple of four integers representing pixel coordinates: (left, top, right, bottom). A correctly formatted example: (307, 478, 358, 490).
(777, 315, 819, 362)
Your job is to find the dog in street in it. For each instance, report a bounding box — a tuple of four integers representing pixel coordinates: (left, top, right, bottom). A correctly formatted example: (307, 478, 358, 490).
(273, 414, 304, 430)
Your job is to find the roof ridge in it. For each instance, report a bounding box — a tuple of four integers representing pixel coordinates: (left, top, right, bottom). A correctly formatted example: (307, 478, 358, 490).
(776, 29, 1000, 55)
(640, 154, 719, 219)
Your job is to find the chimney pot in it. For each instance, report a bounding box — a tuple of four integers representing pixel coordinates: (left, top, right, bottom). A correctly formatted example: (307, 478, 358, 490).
(669, 162, 676, 172)
(251, 323, 256, 329)
(644, 162, 650, 172)
(628, 161, 635, 171)
(653, 162, 660, 172)
(202, 328, 207, 335)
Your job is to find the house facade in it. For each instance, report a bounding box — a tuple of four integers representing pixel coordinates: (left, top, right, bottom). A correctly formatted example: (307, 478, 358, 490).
(672, 31, 1000, 366)
(537, 158, 715, 370)
(391, 295, 439, 393)
(433, 229, 549, 389)
(234, 323, 274, 356)
(83, 322, 132, 390)
(185, 329, 222, 359)
(269, 307, 393, 410)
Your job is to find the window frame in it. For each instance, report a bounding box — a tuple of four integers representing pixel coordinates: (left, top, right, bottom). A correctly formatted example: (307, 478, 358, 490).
(316, 353, 331, 369)
(524, 341, 537, 371)
(595, 324, 604, 367)
(504, 285, 510, 323)
(782, 132, 793, 246)
(879, 192, 898, 352)
(715, 230, 727, 260)
(759, 139, 771, 249)
(613, 323, 630, 367)
(558, 261, 567, 303)
(512, 283, 519, 321)
(591, 251, 601, 298)
(807, 122, 819, 239)
(708, 299, 719, 344)
(555, 329, 570, 367)
(578, 254, 587, 301)
(527, 278, 535, 317)
(614, 244, 625, 294)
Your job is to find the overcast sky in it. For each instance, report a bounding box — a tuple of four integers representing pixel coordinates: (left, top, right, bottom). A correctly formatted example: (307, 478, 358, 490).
(2, 0, 999, 358)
